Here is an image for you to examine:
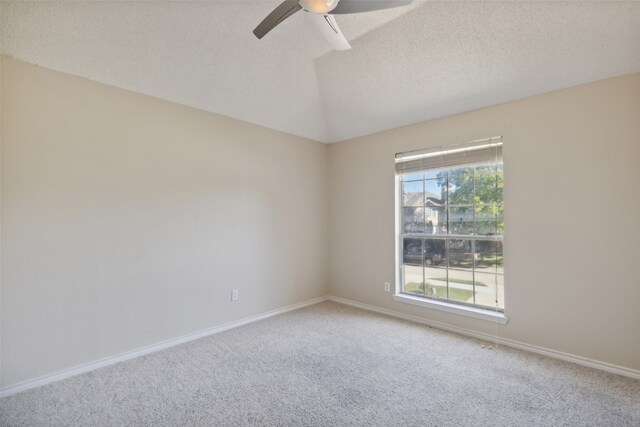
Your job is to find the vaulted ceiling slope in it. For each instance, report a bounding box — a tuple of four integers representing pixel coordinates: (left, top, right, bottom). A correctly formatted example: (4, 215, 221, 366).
(2, 1, 640, 143)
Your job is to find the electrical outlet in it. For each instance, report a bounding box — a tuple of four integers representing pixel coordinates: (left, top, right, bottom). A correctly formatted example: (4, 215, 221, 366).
(231, 289, 239, 301)
(384, 282, 391, 292)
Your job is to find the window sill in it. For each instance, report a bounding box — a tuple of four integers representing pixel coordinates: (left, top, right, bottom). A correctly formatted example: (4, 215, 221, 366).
(393, 294, 509, 324)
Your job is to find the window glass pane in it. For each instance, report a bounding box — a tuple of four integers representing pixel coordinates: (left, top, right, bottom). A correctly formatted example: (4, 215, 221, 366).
(424, 239, 446, 267)
(403, 172, 424, 182)
(402, 181, 424, 207)
(424, 179, 446, 204)
(424, 170, 443, 180)
(402, 238, 423, 266)
(474, 272, 504, 309)
(475, 205, 503, 236)
(475, 240, 500, 273)
(449, 166, 475, 177)
(402, 180, 424, 234)
(402, 238, 424, 295)
(447, 269, 475, 304)
(425, 266, 448, 299)
(474, 164, 497, 175)
(424, 179, 446, 235)
(448, 206, 474, 235)
(448, 167, 474, 205)
(448, 239, 474, 270)
(403, 207, 424, 234)
(425, 205, 447, 235)
(474, 169, 502, 205)
(402, 265, 425, 296)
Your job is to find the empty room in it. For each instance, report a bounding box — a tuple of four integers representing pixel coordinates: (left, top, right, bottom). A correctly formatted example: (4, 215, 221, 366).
(1, 1, 639, 425)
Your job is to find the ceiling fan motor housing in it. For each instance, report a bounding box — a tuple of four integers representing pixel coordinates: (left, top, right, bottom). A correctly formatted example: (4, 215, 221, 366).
(299, 0, 340, 14)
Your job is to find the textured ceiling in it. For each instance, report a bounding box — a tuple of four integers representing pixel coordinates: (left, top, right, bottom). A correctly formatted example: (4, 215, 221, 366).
(2, 1, 640, 143)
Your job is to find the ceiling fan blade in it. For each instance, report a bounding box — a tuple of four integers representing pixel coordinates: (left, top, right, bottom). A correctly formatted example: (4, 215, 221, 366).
(253, 0, 303, 39)
(306, 14, 352, 51)
(329, 0, 412, 15)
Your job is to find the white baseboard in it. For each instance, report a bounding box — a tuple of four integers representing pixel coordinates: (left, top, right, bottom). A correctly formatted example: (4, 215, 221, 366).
(0, 296, 329, 398)
(3, 294, 638, 398)
(328, 296, 640, 380)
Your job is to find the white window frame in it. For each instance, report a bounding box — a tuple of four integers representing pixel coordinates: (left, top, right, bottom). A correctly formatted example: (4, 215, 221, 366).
(393, 137, 508, 324)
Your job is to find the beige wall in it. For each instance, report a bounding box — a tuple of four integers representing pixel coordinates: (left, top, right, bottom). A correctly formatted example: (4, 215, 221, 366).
(0, 47, 3, 390)
(2, 54, 639, 388)
(328, 73, 640, 371)
(0, 57, 328, 387)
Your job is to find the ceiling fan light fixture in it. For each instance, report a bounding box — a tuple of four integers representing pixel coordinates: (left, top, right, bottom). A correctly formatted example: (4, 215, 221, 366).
(253, 0, 412, 48)
(299, 0, 340, 14)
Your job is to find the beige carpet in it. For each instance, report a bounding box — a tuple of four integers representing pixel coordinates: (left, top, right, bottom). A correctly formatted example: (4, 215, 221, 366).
(1, 301, 639, 426)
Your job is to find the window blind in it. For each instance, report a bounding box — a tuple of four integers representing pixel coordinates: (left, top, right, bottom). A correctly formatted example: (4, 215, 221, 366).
(395, 137, 503, 174)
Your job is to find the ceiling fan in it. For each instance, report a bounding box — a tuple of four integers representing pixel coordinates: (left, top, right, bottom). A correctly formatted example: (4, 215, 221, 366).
(253, 0, 412, 51)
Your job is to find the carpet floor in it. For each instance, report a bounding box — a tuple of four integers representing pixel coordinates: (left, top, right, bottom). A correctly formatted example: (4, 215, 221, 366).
(1, 301, 639, 426)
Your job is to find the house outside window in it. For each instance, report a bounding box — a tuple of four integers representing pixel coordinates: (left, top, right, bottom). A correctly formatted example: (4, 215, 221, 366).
(395, 138, 504, 313)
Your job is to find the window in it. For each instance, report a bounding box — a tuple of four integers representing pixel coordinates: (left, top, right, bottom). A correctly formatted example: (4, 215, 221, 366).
(395, 138, 504, 315)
